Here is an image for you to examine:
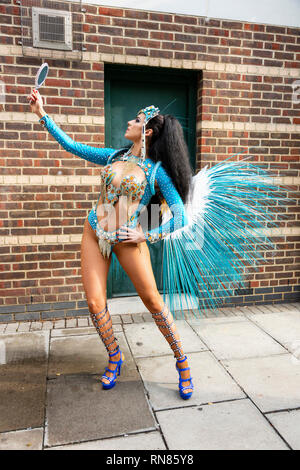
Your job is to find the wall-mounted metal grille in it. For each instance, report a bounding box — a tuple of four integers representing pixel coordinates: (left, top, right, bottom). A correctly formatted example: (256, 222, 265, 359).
(32, 7, 72, 50)
(39, 14, 65, 43)
(20, 0, 83, 60)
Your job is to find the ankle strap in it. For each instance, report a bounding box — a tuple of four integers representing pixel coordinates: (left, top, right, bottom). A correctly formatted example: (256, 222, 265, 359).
(176, 355, 187, 363)
(108, 346, 120, 357)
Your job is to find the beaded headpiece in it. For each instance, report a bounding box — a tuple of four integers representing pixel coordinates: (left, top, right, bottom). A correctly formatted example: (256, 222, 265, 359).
(137, 105, 160, 160)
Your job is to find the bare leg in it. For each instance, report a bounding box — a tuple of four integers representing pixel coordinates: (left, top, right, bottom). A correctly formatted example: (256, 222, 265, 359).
(113, 241, 193, 395)
(81, 219, 123, 385)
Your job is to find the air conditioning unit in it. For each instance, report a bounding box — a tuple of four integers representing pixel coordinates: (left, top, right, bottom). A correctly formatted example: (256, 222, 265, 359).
(32, 7, 72, 51)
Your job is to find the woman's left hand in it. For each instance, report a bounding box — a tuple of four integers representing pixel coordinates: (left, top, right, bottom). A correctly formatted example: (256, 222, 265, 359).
(118, 225, 146, 244)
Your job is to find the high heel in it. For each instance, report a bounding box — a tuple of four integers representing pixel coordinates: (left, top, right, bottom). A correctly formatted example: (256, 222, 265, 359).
(176, 355, 194, 400)
(101, 346, 124, 390)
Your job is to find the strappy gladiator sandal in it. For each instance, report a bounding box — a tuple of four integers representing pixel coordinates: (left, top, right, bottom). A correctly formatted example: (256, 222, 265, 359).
(101, 346, 124, 390)
(176, 355, 194, 400)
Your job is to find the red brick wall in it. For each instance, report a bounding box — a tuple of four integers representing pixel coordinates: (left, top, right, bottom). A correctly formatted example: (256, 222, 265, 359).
(0, 0, 299, 319)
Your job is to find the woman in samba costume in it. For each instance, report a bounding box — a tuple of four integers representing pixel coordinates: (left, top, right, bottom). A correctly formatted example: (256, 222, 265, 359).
(28, 89, 281, 400)
(27, 89, 195, 399)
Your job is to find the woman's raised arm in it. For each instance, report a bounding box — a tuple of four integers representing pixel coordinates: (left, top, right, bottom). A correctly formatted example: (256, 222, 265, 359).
(27, 89, 116, 166)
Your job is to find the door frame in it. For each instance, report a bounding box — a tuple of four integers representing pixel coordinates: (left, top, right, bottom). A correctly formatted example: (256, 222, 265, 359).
(104, 63, 197, 170)
(103, 63, 198, 298)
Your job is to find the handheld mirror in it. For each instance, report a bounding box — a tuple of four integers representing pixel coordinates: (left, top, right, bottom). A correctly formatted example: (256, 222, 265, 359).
(34, 62, 49, 90)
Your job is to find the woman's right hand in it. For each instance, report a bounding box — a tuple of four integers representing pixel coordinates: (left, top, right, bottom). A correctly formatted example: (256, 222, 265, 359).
(26, 89, 45, 118)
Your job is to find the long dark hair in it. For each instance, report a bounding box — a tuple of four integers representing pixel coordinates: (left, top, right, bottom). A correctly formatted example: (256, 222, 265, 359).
(147, 114, 193, 203)
(121, 113, 193, 230)
(142, 114, 193, 229)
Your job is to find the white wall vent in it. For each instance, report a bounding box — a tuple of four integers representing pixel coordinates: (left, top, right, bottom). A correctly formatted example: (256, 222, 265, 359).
(32, 7, 72, 51)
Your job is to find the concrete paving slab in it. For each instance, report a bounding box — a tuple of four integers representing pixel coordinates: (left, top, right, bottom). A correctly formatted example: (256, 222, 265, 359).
(290, 303, 300, 310)
(258, 304, 279, 313)
(222, 354, 300, 413)
(66, 318, 77, 328)
(78, 318, 89, 327)
(279, 304, 298, 312)
(51, 327, 97, 337)
(45, 373, 156, 447)
(268, 410, 300, 450)
(122, 315, 133, 324)
(275, 304, 294, 312)
(234, 306, 252, 315)
(200, 308, 219, 318)
(190, 319, 285, 359)
(187, 315, 247, 325)
(142, 313, 153, 322)
(31, 322, 43, 331)
(51, 325, 123, 337)
(112, 315, 122, 324)
(17, 322, 31, 333)
(42, 321, 53, 330)
(221, 307, 244, 316)
(251, 305, 271, 314)
(0, 331, 49, 364)
(48, 332, 136, 378)
(247, 311, 300, 354)
(47, 431, 166, 450)
(0, 428, 44, 450)
(124, 321, 207, 358)
(108, 296, 146, 315)
(111, 323, 123, 333)
(156, 399, 288, 450)
(246, 306, 266, 315)
(4, 323, 19, 334)
(133, 313, 144, 323)
(136, 351, 245, 411)
(217, 308, 237, 317)
(0, 332, 49, 432)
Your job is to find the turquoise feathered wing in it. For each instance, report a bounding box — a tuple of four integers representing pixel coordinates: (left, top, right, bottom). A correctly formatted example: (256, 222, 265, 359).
(161, 158, 287, 319)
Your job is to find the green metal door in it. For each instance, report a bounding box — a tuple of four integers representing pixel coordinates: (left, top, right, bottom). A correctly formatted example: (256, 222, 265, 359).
(104, 64, 197, 298)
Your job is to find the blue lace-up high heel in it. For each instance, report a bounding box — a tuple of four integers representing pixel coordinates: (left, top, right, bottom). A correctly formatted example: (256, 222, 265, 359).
(101, 346, 124, 390)
(176, 355, 194, 400)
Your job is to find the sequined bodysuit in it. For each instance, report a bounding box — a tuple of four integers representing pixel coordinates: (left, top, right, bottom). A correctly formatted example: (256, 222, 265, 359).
(40, 115, 188, 256)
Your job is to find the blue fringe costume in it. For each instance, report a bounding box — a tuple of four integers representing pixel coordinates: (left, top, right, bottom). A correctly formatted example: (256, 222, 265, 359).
(40, 114, 284, 320)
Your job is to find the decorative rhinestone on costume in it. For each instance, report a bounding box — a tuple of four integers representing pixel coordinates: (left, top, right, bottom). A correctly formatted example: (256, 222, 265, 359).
(137, 105, 160, 123)
(39, 113, 188, 256)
